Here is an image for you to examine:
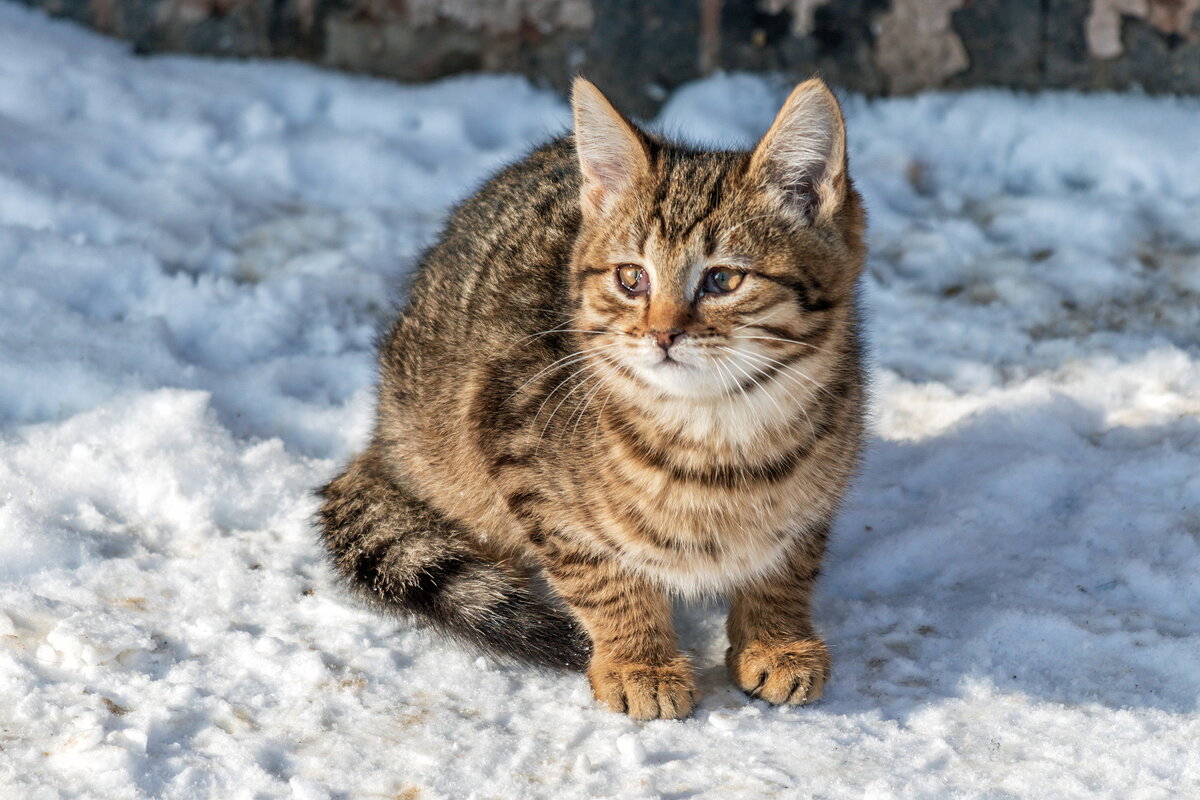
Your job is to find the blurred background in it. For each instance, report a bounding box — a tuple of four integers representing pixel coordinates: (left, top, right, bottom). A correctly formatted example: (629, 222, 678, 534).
(17, 0, 1200, 115)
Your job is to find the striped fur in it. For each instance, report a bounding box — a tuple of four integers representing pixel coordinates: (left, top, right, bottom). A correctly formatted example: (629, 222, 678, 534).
(318, 78, 867, 719)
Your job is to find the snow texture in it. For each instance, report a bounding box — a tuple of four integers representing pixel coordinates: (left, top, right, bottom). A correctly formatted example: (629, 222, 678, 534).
(2, 4, 1199, 797)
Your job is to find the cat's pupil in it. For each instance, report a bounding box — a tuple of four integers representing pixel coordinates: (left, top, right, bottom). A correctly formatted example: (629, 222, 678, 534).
(705, 267, 744, 294)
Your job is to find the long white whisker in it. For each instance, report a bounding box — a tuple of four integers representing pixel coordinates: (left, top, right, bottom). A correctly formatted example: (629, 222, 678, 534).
(505, 343, 624, 401)
(710, 358, 754, 491)
(592, 386, 616, 446)
(735, 333, 820, 351)
(722, 348, 793, 426)
(721, 347, 819, 440)
(717, 360, 741, 403)
(709, 353, 735, 400)
(502, 324, 609, 355)
(732, 310, 786, 333)
(568, 366, 610, 440)
(733, 347, 838, 404)
(530, 362, 595, 426)
(535, 371, 601, 452)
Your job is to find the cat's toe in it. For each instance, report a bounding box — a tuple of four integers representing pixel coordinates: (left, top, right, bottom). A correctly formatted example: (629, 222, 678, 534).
(588, 656, 696, 720)
(727, 638, 831, 706)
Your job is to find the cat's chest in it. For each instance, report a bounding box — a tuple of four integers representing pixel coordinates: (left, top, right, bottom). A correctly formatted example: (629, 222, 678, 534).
(573, 425, 833, 594)
(636, 473, 827, 592)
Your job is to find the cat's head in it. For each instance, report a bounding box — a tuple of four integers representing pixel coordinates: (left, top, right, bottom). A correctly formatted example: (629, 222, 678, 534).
(568, 78, 865, 403)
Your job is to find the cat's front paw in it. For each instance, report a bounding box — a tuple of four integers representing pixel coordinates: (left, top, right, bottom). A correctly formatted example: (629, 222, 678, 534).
(588, 656, 696, 720)
(726, 638, 830, 706)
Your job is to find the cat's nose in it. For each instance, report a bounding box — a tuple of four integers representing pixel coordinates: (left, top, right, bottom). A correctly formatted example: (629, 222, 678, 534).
(652, 330, 684, 352)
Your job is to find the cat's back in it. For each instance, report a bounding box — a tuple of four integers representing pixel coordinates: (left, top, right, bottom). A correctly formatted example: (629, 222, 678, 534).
(400, 137, 581, 345)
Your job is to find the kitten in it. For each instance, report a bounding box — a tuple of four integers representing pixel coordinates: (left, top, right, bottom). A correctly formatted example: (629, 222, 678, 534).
(319, 77, 867, 720)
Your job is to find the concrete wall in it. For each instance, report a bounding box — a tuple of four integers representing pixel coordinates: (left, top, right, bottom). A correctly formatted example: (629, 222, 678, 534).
(19, 0, 1200, 115)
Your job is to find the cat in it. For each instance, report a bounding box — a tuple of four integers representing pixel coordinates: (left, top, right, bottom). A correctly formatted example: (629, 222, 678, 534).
(319, 77, 867, 720)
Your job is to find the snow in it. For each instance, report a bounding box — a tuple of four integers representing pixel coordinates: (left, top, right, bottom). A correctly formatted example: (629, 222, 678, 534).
(1, 3, 1199, 797)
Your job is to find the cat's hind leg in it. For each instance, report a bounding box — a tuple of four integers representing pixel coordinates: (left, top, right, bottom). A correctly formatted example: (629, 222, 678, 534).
(318, 447, 591, 671)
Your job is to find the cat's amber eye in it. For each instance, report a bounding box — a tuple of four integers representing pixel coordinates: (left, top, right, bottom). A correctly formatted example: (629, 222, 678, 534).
(702, 267, 745, 295)
(616, 264, 650, 294)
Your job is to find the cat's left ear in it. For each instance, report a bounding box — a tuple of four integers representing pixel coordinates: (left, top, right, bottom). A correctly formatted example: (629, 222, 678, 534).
(572, 77, 651, 220)
(749, 78, 847, 226)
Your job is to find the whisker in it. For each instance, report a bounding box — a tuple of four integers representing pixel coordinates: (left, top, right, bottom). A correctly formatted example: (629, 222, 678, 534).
(719, 347, 820, 439)
(567, 359, 612, 440)
(709, 358, 757, 491)
(707, 351, 734, 400)
(500, 319, 577, 354)
(721, 348, 801, 432)
(704, 360, 758, 492)
(535, 370, 602, 452)
(732, 310, 785, 333)
(530, 361, 597, 425)
(716, 359, 740, 402)
(502, 323, 609, 355)
(591, 381, 617, 446)
(735, 333, 820, 351)
(730, 347, 838, 404)
(504, 343, 624, 401)
(722, 350, 761, 398)
(525, 307, 576, 318)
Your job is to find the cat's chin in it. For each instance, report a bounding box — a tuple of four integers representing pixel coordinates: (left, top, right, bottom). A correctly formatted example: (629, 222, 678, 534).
(632, 359, 732, 401)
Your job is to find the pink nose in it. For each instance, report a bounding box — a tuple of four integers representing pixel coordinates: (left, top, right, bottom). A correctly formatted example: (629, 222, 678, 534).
(652, 330, 684, 352)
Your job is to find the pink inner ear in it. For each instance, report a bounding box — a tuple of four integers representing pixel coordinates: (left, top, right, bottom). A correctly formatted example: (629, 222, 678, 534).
(582, 159, 623, 195)
(572, 81, 650, 216)
(780, 170, 822, 220)
(583, 182, 608, 213)
(579, 155, 639, 216)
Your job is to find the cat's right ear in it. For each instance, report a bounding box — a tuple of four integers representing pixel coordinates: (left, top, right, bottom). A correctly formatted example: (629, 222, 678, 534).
(572, 78, 651, 220)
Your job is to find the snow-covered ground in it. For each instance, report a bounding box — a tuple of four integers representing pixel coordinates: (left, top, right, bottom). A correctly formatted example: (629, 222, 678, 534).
(2, 3, 1199, 796)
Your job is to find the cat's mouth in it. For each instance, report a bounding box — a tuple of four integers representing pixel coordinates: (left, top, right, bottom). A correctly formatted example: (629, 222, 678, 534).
(651, 352, 695, 372)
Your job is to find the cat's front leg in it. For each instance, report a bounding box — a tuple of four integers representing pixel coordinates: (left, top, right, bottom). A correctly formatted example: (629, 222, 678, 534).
(542, 546, 695, 720)
(725, 539, 831, 706)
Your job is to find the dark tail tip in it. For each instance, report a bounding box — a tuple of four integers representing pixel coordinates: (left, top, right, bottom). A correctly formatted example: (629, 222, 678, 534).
(318, 453, 591, 672)
(337, 544, 593, 671)
(466, 587, 593, 671)
(389, 554, 592, 672)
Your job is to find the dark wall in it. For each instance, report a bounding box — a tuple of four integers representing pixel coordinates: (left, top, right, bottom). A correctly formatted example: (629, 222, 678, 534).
(18, 0, 1200, 115)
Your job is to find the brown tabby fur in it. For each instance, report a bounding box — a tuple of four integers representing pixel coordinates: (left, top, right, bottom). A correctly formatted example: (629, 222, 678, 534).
(318, 77, 867, 719)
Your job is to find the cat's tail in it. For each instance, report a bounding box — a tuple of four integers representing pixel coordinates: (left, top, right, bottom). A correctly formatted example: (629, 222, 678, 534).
(317, 448, 591, 671)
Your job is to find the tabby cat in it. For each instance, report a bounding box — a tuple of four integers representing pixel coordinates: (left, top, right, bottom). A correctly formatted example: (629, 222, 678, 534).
(319, 77, 866, 720)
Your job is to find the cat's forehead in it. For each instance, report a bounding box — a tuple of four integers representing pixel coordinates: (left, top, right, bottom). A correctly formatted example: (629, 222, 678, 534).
(649, 152, 739, 227)
(628, 148, 750, 260)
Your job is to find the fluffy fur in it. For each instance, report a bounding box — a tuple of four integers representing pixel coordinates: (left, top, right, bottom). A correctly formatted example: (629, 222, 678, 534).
(319, 77, 868, 719)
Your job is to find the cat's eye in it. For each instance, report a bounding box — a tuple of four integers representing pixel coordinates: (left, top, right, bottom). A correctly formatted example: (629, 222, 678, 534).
(616, 264, 650, 294)
(702, 267, 745, 295)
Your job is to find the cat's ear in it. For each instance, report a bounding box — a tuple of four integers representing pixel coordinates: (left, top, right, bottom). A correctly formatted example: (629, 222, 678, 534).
(749, 78, 847, 226)
(572, 78, 651, 219)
